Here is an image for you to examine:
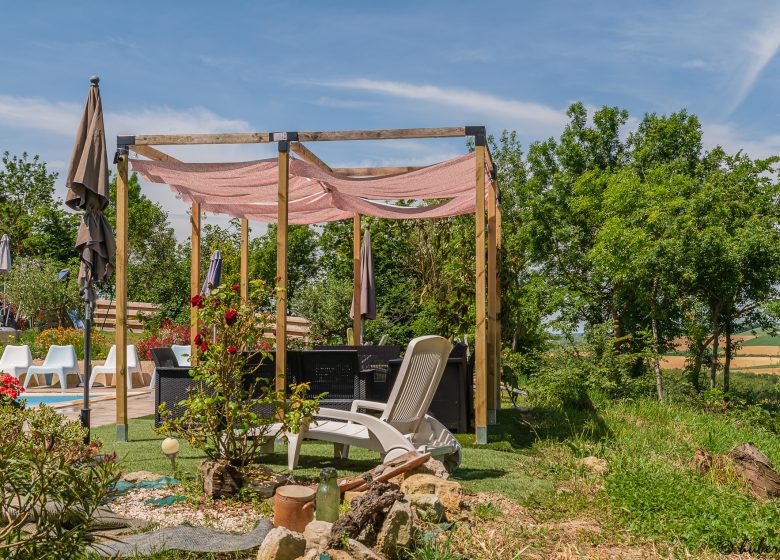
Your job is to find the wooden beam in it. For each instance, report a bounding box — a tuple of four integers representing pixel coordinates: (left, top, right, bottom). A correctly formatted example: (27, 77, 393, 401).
(353, 214, 362, 343)
(297, 127, 466, 142)
(240, 218, 249, 302)
(276, 145, 289, 393)
(133, 133, 270, 146)
(190, 203, 201, 361)
(130, 145, 179, 163)
(487, 172, 498, 425)
(496, 196, 503, 412)
(290, 141, 333, 173)
(115, 153, 129, 442)
(474, 142, 488, 445)
(331, 166, 428, 177)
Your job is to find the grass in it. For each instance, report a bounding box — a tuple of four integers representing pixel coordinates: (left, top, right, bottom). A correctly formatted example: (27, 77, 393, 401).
(737, 328, 780, 347)
(94, 370, 780, 558)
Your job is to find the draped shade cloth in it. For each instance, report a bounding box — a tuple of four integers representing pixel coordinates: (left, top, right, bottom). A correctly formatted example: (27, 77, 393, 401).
(130, 153, 492, 224)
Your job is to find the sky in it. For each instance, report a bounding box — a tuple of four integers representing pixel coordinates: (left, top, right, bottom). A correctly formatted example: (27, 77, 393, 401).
(1, 0, 779, 239)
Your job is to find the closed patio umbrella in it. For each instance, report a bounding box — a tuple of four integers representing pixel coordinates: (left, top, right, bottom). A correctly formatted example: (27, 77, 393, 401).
(350, 228, 376, 342)
(201, 250, 223, 295)
(0, 234, 11, 326)
(65, 76, 116, 438)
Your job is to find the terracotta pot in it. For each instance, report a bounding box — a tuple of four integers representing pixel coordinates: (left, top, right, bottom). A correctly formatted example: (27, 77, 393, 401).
(273, 485, 315, 532)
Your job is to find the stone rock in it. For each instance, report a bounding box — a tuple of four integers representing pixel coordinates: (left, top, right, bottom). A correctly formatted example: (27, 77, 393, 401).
(356, 519, 377, 545)
(404, 458, 450, 480)
(200, 460, 243, 499)
(578, 456, 608, 474)
(121, 470, 166, 483)
(322, 550, 356, 560)
(347, 538, 384, 560)
(299, 550, 320, 560)
(376, 499, 412, 557)
(246, 464, 288, 498)
(257, 527, 306, 560)
(401, 474, 462, 512)
(409, 494, 445, 522)
(303, 520, 333, 551)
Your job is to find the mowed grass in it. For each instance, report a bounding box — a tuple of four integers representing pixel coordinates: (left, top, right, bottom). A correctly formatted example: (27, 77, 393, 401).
(96, 370, 780, 557)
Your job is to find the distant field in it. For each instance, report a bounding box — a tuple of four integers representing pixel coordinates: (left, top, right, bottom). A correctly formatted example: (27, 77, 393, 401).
(736, 328, 780, 346)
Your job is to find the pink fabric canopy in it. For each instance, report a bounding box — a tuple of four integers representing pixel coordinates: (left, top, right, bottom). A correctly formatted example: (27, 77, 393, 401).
(130, 152, 491, 224)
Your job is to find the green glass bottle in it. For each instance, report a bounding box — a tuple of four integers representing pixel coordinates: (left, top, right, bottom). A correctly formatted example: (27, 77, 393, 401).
(316, 467, 340, 522)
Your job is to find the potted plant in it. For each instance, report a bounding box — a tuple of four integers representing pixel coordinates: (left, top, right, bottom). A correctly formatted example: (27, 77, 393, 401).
(158, 279, 322, 497)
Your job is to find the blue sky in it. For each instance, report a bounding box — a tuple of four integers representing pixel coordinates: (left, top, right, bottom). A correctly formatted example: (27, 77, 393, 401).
(1, 1, 779, 238)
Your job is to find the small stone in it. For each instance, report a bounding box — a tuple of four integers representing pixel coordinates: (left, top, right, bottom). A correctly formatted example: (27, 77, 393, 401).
(300, 549, 319, 560)
(404, 458, 450, 480)
(410, 494, 445, 522)
(121, 471, 166, 483)
(246, 464, 288, 498)
(322, 550, 356, 560)
(376, 499, 412, 557)
(257, 527, 306, 560)
(401, 474, 462, 512)
(347, 538, 383, 560)
(303, 520, 333, 551)
(578, 456, 608, 474)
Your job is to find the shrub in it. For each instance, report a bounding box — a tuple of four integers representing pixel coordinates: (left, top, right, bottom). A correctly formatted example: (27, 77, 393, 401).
(135, 318, 191, 360)
(292, 274, 353, 345)
(158, 280, 322, 468)
(6, 257, 81, 329)
(29, 327, 109, 360)
(0, 402, 119, 558)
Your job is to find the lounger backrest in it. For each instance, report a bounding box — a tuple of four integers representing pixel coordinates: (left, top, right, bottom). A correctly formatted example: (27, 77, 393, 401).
(44, 345, 77, 367)
(0, 345, 32, 366)
(171, 345, 191, 367)
(380, 335, 452, 434)
(103, 345, 117, 367)
(126, 345, 140, 368)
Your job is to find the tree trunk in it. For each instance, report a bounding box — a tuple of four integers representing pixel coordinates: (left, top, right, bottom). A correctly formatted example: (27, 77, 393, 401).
(611, 304, 623, 352)
(710, 303, 720, 389)
(650, 279, 664, 401)
(724, 324, 732, 393)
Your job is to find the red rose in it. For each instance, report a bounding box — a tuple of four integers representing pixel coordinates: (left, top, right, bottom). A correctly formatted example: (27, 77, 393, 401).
(191, 294, 204, 308)
(199, 341, 209, 352)
(227, 346, 237, 354)
(194, 333, 204, 345)
(224, 309, 238, 326)
(231, 284, 240, 291)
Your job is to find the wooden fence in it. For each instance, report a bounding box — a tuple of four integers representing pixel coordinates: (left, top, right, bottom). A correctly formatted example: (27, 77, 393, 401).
(94, 299, 311, 339)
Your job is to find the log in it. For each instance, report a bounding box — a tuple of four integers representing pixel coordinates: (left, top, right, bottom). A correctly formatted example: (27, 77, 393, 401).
(199, 460, 243, 499)
(337, 451, 431, 493)
(327, 474, 403, 549)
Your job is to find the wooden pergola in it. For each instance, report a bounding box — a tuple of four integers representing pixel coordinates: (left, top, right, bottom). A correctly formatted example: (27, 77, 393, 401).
(113, 126, 501, 444)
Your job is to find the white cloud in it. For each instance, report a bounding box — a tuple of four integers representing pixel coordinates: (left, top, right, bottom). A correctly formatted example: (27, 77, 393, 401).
(702, 122, 780, 159)
(314, 79, 569, 136)
(682, 58, 707, 69)
(728, 9, 780, 114)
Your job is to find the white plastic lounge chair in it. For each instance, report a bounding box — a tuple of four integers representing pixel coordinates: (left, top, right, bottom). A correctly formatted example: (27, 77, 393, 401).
(171, 344, 191, 367)
(89, 345, 143, 389)
(286, 335, 462, 471)
(0, 345, 33, 380)
(23, 345, 81, 389)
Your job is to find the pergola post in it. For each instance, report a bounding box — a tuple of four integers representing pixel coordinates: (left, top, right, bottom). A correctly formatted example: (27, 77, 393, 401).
(240, 218, 249, 301)
(276, 141, 289, 392)
(474, 134, 488, 444)
(353, 214, 362, 343)
(496, 196, 503, 410)
(190, 203, 201, 361)
(115, 152, 129, 442)
(487, 170, 498, 425)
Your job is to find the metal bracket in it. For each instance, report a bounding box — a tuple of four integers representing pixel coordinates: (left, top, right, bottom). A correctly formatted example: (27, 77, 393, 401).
(116, 135, 135, 150)
(465, 126, 487, 146)
(278, 140, 289, 153)
(271, 132, 299, 142)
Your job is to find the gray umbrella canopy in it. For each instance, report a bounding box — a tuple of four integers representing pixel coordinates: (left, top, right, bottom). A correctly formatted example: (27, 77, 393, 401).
(350, 228, 376, 320)
(0, 235, 10, 275)
(66, 76, 116, 286)
(201, 250, 223, 295)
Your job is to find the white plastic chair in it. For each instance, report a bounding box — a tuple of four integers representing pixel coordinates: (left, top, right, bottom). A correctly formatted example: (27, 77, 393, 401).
(0, 345, 33, 380)
(286, 335, 462, 471)
(89, 345, 144, 389)
(24, 345, 81, 389)
(171, 345, 191, 367)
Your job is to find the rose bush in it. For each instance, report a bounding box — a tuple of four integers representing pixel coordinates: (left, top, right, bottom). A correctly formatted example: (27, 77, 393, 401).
(158, 279, 322, 469)
(135, 318, 191, 360)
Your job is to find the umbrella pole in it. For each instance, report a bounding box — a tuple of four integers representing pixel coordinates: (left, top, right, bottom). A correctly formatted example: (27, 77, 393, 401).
(81, 279, 92, 442)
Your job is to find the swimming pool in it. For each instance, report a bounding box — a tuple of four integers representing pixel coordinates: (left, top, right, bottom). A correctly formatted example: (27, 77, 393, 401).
(21, 394, 105, 407)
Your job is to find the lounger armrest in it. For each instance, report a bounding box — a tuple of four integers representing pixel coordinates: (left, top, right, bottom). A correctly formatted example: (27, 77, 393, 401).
(313, 407, 415, 452)
(350, 399, 387, 413)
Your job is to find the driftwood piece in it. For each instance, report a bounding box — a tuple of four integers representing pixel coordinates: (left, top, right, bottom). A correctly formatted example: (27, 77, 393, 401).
(199, 460, 243, 499)
(327, 474, 403, 549)
(337, 451, 430, 493)
(694, 443, 780, 500)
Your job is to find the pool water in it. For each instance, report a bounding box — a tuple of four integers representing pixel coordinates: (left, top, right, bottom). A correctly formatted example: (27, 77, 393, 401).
(21, 394, 104, 407)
